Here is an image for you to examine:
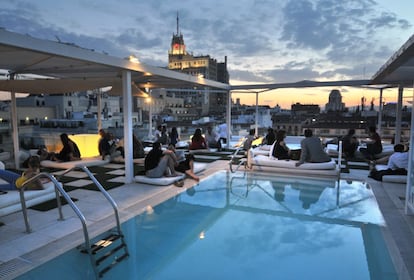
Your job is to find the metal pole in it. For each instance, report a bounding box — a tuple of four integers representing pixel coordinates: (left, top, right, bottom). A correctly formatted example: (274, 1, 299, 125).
(395, 86, 403, 144)
(377, 88, 383, 136)
(255, 92, 259, 136)
(122, 71, 133, 183)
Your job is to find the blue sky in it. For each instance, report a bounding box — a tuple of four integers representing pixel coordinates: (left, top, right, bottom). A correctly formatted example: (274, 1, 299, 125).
(0, 0, 413, 108)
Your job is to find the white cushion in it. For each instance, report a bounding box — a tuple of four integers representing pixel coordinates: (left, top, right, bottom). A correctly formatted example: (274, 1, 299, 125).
(0, 181, 58, 217)
(134, 174, 185, 186)
(41, 156, 110, 169)
(134, 162, 207, 186)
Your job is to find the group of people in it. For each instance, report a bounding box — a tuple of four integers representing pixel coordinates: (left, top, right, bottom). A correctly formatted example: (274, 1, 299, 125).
(98, 129, 145, 160)
(270, 129, 331, 167)
(189, 124, 228, 151)
(154, 125, 181, 147)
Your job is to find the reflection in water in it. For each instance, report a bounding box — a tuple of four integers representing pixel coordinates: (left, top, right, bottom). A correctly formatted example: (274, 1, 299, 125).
(291, 182, 327, 209)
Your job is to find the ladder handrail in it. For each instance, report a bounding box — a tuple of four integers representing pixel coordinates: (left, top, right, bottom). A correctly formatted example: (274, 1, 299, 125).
(59, 165, 122, 232)
(229, 138, 247, 173)
(19, 172, 91, 253)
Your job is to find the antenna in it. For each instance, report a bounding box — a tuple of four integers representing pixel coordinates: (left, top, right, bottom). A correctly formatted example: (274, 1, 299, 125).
(176, 11, 179, 35)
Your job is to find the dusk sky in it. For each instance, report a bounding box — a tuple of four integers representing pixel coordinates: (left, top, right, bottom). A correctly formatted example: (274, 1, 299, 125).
(0, 0, 413, 109)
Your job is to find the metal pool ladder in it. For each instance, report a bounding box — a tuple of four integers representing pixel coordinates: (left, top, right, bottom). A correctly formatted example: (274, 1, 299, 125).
(19, 166, 129, 279)
(58, 165, 129, 279)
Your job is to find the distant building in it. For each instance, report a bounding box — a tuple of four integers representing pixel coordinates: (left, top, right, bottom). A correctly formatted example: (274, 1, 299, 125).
(167, 14, 229, 118)
(325, 89, 345, 112)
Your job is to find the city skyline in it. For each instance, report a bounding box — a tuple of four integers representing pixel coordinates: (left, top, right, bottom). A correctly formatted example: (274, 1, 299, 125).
(0, 0, 413, 109)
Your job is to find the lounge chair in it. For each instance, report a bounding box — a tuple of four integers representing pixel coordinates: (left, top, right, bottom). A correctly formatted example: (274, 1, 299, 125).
(40, 156, 110, 169)
(375, 164, 407, 184)
(134, 162, 207, 185)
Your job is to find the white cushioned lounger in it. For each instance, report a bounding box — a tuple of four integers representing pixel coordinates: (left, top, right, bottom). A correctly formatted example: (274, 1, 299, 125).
(375, 164, 407, 184)
(134, 162, 207, 186)
(0, 181, 57, 217)
(40, 156, 110, 169)
(250, 154, 339, 177)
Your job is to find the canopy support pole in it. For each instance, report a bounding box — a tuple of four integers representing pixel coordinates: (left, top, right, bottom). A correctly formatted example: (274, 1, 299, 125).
(122, 71, 133, 183)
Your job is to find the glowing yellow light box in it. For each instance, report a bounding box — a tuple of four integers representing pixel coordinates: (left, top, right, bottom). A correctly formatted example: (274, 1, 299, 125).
(69, 134, 100, 157)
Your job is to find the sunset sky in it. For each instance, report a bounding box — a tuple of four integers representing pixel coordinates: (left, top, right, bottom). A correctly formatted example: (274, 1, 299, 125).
(0, 0, 413, 109)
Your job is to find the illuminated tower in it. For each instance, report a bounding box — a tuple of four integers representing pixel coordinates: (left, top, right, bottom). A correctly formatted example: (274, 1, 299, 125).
(167, 13, 229, 118)
(170, 13, 186, 56)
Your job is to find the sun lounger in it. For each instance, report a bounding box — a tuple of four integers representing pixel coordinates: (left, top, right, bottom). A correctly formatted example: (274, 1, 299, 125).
(0, 181, 57, 217)
(134, 162, 207, 186)
(375, 164, 407, 184)
(249, 153, 339, 177)
(40, 156, 110, 169)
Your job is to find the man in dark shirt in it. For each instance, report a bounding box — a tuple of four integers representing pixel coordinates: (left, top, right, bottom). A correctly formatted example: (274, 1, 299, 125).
(144, 142, 178, 178)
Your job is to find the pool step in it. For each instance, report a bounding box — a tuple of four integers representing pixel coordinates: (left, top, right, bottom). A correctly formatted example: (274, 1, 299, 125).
(81, 232, 129, 278)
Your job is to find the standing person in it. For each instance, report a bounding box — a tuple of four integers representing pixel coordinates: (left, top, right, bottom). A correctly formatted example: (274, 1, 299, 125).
(205, 126, 221, 151)
(189, 128, 207, 150)
(0, 156, 43, 190)
(295, 129, 331, 167)
(52, 133, 81, 162)
(341, 129, 359, 159)
(360, 126, 383, 160)
(144, 142, 179, 178)
(262, 127, 276, 145)
(169, 127, 180, 147)
(218, 123, 228, 145)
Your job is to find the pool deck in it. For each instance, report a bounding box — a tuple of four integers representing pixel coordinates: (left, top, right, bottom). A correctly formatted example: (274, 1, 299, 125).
(1, 160, 414, 279)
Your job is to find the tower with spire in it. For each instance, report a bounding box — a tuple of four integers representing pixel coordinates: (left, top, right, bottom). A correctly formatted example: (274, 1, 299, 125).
(169, 13, 187, 56)
(167, 13, 229, 118)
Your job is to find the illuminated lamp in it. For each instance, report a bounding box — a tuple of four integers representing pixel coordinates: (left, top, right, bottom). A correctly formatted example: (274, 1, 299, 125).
(69, 134, 101, 157)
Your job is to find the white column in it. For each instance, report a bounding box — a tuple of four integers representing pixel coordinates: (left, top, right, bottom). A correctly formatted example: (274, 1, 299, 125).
(395, 86, 403, 144)
(148, 90, 153, 139)
(405, 82, 414, 214)
(97, 89, 102, 131)
(377, 88, 383, 136)
(255, 92, 259, 136)
(11, 91, 19, 169)
(226, 90, 231, 148)
(122, 71, 133, 183)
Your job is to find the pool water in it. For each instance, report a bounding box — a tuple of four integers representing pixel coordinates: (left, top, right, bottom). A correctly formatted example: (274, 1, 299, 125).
(17, 171, 397, 280)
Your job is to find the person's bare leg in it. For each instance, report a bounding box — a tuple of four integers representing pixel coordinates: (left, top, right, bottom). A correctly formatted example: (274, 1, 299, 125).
(185, 160, 199, 181)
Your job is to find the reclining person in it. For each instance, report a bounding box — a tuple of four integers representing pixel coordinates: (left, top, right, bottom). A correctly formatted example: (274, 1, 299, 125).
(369, 144, 408, 181)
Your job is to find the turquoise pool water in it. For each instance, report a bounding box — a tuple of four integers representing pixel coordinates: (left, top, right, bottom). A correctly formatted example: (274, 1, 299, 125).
(17, 171, 397, 280)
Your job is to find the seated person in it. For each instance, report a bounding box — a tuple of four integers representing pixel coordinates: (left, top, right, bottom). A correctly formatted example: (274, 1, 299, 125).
(205, 126, 221, 151)
(98, 129, 113, 160)
(295, 129, 331, 167)
(262, 127, 276, 145)
(144, 142, 179, 178)
(360, 126, 382, 160)
(0, 156, 44, 190)
(243, 129, 257, 151)
(272, 130, 291, 159)
(189, 128, 207, 150)
(369, 144, 408, 181)
(175, 153, 200, 181)
(51, 133, 81, 162)
(341, 129, 359, 159)
(133, 134, 145, 159)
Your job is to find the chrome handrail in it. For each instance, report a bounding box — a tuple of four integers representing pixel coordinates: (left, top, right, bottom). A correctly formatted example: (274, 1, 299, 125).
(59, 165, 123, 233)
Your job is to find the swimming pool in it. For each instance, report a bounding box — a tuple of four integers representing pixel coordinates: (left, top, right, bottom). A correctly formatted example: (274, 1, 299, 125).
(17, 171, 397, 279)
